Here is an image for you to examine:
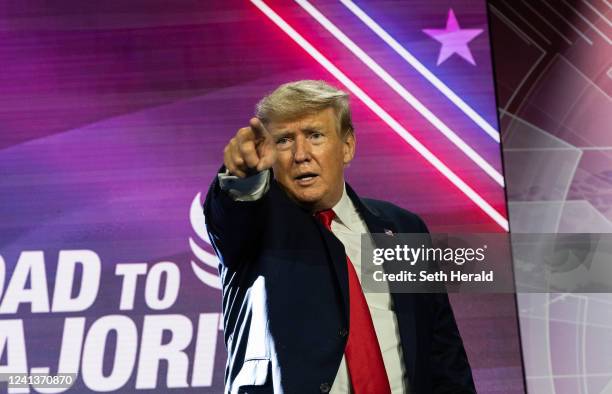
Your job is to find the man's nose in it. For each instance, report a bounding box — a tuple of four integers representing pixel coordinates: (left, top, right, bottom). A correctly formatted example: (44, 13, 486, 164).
(293, 136, 311, 163)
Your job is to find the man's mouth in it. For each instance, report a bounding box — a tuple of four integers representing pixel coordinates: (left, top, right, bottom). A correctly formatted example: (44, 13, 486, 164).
(294, 173, 318, 185)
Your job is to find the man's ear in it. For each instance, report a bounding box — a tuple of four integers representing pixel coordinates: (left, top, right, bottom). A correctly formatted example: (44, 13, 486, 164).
(343, 132, 356, 165)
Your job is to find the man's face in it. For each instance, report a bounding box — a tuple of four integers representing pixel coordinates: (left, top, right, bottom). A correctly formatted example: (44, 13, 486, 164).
(267, 107, 355, 212)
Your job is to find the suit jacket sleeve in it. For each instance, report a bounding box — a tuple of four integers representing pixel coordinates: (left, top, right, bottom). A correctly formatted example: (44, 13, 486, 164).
(417, 217, 476, 393)
(429, 292, 476, 393)
(203, 168, 268, 269)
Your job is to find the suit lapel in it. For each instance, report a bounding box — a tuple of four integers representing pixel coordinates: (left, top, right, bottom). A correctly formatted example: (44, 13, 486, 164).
(315, 218, 350, 324)
(345, 184, 395, 236)
(345, 183, 417, 387)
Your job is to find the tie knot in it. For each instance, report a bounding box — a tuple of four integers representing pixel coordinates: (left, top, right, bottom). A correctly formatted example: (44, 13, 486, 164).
(315, 209, 336, 230)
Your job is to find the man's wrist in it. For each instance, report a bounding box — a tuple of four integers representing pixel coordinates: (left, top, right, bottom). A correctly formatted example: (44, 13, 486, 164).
(218, 169, 270, 201)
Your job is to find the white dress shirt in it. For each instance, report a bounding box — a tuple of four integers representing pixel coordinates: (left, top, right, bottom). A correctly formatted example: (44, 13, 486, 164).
(218, 170, 408, 393)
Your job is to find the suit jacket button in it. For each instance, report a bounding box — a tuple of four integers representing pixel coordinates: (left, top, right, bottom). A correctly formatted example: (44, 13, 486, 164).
(338, 328, 348, 337)
(320, 382, 331, 393)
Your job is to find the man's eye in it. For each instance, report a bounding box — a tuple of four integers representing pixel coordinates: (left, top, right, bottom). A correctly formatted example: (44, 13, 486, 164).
(310, 132, 323, 140)
(276, 137, 291, 145)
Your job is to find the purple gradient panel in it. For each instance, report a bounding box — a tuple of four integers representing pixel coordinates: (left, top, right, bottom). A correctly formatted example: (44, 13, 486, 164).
(489, 1, 612, 393)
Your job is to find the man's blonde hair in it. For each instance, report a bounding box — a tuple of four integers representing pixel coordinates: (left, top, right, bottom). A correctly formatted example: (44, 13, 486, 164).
(255, 80, 354, 138)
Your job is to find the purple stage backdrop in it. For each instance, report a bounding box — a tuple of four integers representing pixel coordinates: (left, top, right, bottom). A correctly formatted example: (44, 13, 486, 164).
(0, 1, 524, 393)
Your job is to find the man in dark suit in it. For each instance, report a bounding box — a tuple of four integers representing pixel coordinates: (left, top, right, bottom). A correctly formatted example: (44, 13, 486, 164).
(204, 80, 475, 394)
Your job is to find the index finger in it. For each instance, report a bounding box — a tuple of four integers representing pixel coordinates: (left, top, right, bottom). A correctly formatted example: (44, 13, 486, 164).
(249, 117, 271, 139)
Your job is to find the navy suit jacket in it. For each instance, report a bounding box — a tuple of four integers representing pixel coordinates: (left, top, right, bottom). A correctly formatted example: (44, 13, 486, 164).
(204, 174, 475, 394)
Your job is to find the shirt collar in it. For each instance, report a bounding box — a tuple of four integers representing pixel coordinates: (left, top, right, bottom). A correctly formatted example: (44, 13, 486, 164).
(331, 183, 361, 231)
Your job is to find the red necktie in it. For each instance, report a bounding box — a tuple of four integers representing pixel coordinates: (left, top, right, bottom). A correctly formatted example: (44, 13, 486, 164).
(315, 209, 391, 394)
